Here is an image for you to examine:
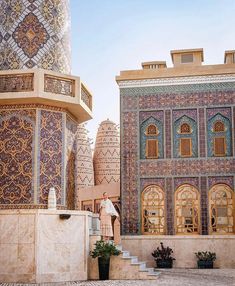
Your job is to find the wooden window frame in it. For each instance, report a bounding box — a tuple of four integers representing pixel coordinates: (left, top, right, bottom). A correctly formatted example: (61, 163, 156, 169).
(180, 137, 192, 157)
(213, 136, 226, 156)
(146, 139, 158, 159)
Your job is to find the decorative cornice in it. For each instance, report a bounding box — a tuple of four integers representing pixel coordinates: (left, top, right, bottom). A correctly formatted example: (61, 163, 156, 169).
(118, 74, 235, 88)
(120, 81, 235, 96)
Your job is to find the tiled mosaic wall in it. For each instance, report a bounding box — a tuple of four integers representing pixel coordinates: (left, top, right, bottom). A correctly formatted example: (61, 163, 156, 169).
(0, 105, 95, 209)
(120, 82, 235, 235)
(0, 0, 71, 74)
(0, 106, 65, 208)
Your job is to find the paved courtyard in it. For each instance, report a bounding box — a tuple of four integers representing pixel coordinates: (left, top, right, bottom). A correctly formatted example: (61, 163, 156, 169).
(1, 269, 235, 286)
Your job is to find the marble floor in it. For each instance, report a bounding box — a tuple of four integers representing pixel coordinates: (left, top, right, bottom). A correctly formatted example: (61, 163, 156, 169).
(1, 269, 235, 286)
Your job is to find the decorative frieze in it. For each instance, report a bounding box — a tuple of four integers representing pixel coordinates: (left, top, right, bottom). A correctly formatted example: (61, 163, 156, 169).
(118, 74, 235, 88)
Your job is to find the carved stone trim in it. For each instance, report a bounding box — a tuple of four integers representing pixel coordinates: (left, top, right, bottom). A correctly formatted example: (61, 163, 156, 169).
(0, 73, 34, 92)
(81, 83, 92, 110)
(44, 74, 75, 97)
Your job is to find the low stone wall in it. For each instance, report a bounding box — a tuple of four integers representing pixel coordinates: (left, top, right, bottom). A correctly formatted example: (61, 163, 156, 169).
(121, 235, 235, 269)
(0, 209, 92, 283)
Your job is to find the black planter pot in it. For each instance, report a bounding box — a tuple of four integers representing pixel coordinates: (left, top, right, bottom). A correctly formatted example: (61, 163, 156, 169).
(197, 260, 214, 269)
(156, 259, 173, 268)
(98, 256, 110, 280)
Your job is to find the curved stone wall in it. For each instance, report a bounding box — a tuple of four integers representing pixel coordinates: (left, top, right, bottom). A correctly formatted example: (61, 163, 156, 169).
(0, 0, 71, 74)
(93, 119, 120, 185)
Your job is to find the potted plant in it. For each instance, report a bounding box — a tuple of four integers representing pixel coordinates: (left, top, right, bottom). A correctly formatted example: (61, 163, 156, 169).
(195, 251, 216, 269)
(90, 240, 121, 280)
(152, 242, 175, 268)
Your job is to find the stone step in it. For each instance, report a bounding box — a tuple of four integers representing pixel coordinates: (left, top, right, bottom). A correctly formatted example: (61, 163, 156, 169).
(122, 255, 138, 261)
(122, 250, 130, 257)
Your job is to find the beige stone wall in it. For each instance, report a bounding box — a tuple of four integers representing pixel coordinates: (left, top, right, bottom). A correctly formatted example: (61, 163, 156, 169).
(121, 235, 235, 269)
(0, 209, 91, 283)
(78, 182, 120, 211)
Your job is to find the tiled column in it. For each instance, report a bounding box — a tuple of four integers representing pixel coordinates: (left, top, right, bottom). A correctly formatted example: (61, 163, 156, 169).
(200, 176, 208, 235)
(166, 177, 174, 235)
(199, 108, 206, 157)
(165, 110, 172, 158)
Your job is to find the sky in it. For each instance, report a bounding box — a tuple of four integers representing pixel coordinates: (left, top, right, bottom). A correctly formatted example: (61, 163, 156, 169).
(70, 0, 235, 144)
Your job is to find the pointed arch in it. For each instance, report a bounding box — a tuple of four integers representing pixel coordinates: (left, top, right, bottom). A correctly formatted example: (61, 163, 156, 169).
(173, 115, 198, 158)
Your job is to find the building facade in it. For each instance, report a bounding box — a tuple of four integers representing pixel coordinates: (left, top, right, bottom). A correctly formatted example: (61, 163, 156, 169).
(117, 48, 235, 235)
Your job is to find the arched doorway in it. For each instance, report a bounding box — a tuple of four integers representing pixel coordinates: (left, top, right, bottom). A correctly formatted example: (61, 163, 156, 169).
(175, 184, 200, 234)
(209, 184, 234, 234)
(141, 185, 165, 234)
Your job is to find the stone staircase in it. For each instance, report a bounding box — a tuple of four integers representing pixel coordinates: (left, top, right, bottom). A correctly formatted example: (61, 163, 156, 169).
(108, 245, 160, 280)
(89, 237, 160, 280)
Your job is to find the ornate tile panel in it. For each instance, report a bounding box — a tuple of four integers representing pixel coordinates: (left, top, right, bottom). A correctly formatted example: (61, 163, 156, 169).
(140, 115, 164, 159)
(173, 113, 198, 158)
(38, 110, 63, 205)
(139, 158, 235, 177)
(174, 177, 199, 190)
(121, 111, 139, 234)
(207, 109, 232, 157)
(200, 177, 208, 235)
(208, 176, 234, 189)
(0, 0, 71, 73)
(140, 178, 165, 191)
(136, 89, 235, 109)
(66, 116, 77, 210)
(0, 108, 36, 205)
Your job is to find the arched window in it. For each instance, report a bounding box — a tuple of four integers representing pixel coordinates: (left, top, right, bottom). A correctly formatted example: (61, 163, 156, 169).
(146, 124, 158, 135)
(212, 121, 226, 156)
(142, 185, 165, 234)
(180, 123, 191, 134)
(214, 121, 225, 132)
(207, 113, 232, 157)
(140, 117, 164, 159)
(173, 115, 198, 158)
(175, 184, 200, 234)
(209, 184, 234, 234)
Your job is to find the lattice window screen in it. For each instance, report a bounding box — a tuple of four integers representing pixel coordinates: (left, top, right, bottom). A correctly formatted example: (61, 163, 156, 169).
(180, 123, 191, 133)
(214, 121, 225, 132)
(147, 124, 157, 135)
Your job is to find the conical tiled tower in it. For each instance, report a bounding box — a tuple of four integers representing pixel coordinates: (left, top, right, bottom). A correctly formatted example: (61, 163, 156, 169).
(93, 119, 120, 185)
(76, 124, 94, 189)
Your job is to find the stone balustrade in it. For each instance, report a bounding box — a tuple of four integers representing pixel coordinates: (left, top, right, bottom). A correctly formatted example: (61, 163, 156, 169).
(0, 69, 92, 122)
